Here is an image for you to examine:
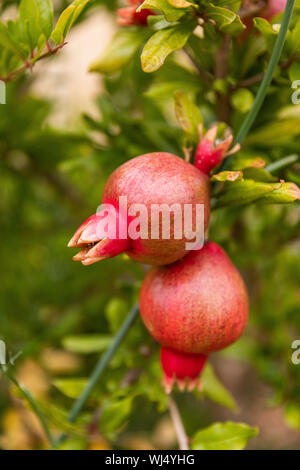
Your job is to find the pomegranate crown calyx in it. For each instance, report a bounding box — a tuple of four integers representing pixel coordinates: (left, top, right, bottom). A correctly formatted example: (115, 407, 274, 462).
(194, 124, 240, 175)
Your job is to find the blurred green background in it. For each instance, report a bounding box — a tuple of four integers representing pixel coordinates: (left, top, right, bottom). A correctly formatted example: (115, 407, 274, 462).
(0, 0, 300, 450)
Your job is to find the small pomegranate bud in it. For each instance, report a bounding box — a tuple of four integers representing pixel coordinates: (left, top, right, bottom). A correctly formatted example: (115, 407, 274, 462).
(161, 347, 207, 393)
(117, 0, 153, 27)
(194, 125, 240, 175)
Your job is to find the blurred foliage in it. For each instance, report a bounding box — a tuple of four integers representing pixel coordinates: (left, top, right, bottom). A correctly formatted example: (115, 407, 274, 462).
(0, 0, 299, 451)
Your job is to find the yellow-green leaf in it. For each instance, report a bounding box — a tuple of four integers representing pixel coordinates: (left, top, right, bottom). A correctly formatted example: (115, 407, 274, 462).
(191, 422, 258, 450)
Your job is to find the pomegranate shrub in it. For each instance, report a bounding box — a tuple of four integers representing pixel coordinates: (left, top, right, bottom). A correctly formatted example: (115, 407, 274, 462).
(3, 0, 299, 451)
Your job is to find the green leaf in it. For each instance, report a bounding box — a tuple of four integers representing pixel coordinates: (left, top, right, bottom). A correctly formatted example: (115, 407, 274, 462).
(191, 422, 258, 450)
(51, 0, 90, 45)
(285, 402, 300, 429)
(243, 167, 277, 182)
(212, 170, 243, 182)
(167, 0, 194, 8)
(215, 180, 282, 208)
(99, 397, 133, 434)
(231, 88, 254, 114)
(231, 155, 266, 170)
(53, 378, 89, 399)
(141, 22, 195, 73)
(174, 90, 202, 140)
(253, 17, 276, 36)
(202, 364, 237, 410)
(246, 119, 300, 146)
(286, 17, 300, 55)
(289, 61, 300, 83)
(19, 0, 53, 52)
(259, 182, 300, 204)
(205, 3, 245, 35)
(90, 29, 148, 74)
(138, 0, 186, 22)
(62, 334, 112, 354)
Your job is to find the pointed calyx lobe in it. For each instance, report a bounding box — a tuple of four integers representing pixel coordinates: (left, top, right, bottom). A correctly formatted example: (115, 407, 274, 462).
(194, 125, 240, 175)
(161, 346, 207, 393)
(68, 208, 130, 266)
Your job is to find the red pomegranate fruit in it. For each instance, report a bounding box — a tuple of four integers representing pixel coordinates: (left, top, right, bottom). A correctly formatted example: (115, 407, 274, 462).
(139, 242, 249, 391)
(68, 152, 210, 266)
(260, 0, 286, 21)
(117, 0, 154, 27)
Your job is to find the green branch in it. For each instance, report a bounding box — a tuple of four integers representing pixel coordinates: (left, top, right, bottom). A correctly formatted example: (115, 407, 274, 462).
(223, 0, 295, 169)
(54, 303, 139, 447)
(3, 369, 56, 448)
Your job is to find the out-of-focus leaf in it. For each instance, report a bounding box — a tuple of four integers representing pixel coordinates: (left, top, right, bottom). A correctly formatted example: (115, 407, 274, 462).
(289, 61, 300, 83)
(243, 167, 277, 182)
(62, 334, 112, 354)
(285, 402, 300, 429)
(231, 88, 254, 114)
(51, 0, 90, 45)
(99, 397, 133, 434)
(205, 4, 245, 35)
(174, 90, 202, 140)
(246, 119, 300, 146)
(53, 378, 88, 399)
(231, 155, 266, 170)
(167, 0, 193, 7)
(202, 364, 237, 410)
(138, 0, 186, 22)
(259, 182, 300, 204)
(215, 180, 281, 208)
(212, 170, 243, 182)
(90, 29, 148, 74)
(141, 22, 195, 73)
(191, 422, 258, 450)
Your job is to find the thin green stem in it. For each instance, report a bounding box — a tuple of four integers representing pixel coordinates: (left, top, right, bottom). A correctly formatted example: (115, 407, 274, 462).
(265, 154, 298, 172)
(54, 303, 139, 447)
(3, 369, 56, 448)
(222, 0, 295, 170)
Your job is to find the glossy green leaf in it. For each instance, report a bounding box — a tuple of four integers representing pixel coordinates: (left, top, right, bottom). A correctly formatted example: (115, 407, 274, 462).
(90, 29, 148, 74)
(202, 364, 237, 410)
(138, 0, 186, 22)
(231, 155, 266, 170)
(259, 182, 300, 204)
(243, 167, 277, 182)
(51, 0, 90, 45)
(141, 22, 195, 73)
(191, 422, 258, 450)
(19, 0, 53, 52)
(174, 90, 202, 139)
(167, 0, 194, 8)
(215, 180, 282, 208)
(205, 3, 245, 35)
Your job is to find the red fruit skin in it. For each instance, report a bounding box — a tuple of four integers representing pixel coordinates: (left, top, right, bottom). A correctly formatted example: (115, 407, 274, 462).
(261, 0, 286, 21)
(139, 242, 249, 354)
(117, 0, 153, 26)
(102, 152, 210, 265)
(161, 347, 207, 380)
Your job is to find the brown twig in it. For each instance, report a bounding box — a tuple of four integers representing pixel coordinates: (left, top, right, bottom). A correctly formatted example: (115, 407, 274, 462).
(0, 42, 67, 83)
(183, 47, 213, 87)
(215, 35, 231, 122)
(168, 396, 189, 450)
(236, 57, 296, 88)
